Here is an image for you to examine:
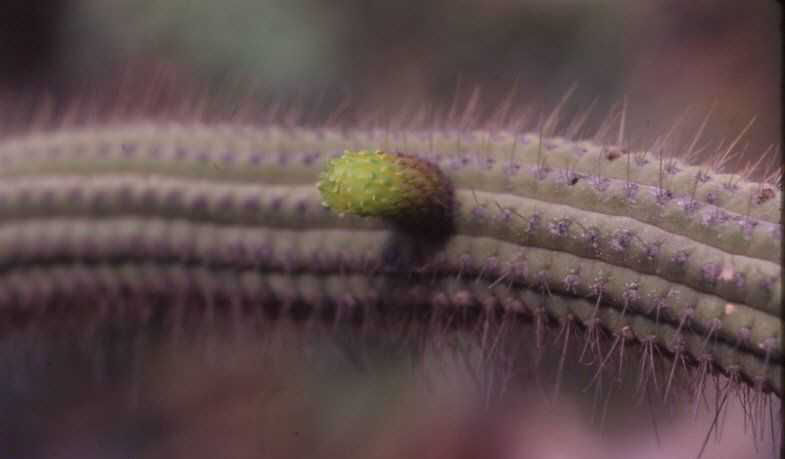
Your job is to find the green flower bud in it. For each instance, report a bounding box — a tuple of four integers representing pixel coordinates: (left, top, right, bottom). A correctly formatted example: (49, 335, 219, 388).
(318, 150, 450, 219)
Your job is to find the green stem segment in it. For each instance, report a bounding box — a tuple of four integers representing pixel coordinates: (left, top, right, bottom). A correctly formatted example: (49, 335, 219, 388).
(0, 123, 780, 396)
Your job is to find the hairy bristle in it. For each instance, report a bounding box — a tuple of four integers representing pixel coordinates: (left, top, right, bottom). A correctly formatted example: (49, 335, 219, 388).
(0, 88, 780, 456)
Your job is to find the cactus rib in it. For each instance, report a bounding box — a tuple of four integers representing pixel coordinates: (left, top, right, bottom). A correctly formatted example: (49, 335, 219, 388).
(0, 123, 780, 396)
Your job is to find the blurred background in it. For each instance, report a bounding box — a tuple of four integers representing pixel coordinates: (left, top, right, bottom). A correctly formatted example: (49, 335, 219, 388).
(0, 0, 781, 158)
(0, 1, 781, 458)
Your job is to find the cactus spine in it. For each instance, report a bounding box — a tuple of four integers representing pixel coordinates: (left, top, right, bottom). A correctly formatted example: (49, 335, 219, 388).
(0, 123, 780, 396)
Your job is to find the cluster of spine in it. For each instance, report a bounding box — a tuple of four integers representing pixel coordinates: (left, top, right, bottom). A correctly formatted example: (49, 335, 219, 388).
(0, 123, 780, 396)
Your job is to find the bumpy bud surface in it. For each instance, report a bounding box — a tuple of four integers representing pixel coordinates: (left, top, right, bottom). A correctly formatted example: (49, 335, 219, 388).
(318, 150, 449, 218)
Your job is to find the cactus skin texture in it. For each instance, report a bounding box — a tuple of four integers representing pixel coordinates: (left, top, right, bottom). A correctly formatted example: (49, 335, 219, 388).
(0, 123, 780, 399)
(317, 150, 450, 218)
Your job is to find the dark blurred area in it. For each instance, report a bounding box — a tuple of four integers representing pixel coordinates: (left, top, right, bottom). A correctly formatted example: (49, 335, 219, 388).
(0, 0, 67, 87)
